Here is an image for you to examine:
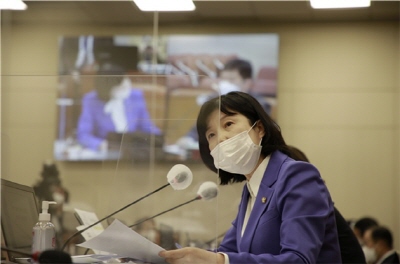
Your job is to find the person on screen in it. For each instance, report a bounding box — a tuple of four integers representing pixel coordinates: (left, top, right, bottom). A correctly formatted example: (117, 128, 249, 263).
(177, 58, 272, 147)
(159, 92, 341, 263)
(76, 63, 161, 151)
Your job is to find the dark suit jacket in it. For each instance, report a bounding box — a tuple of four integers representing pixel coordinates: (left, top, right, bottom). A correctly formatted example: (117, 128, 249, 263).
(381, 251, 400, 263)
(218, 151, 342, 263)
(334, 207, 366, 263)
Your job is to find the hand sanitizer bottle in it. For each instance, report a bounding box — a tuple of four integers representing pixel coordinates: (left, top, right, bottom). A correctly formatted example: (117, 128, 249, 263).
(32, 201, 57, 254)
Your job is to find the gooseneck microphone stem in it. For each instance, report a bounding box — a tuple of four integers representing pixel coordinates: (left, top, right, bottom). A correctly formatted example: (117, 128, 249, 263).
(129, 196, 201, 228)
(61, 182, 170, 251)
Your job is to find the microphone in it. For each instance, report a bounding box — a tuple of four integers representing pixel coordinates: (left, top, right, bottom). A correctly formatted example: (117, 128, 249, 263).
(129, 181, 219, 228)
(166, 164, 193, 190)
(61, 164, 193, 251)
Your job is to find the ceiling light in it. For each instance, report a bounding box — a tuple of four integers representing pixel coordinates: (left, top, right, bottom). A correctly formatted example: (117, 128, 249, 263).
(133, 0, 195, 12)
(0, 0, 27, 10)
(310, 0, 370, 9)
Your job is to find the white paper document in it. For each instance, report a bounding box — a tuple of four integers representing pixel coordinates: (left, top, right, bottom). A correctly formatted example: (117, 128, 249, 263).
(75, 208, 104, 228)
(74, 208, 109, 255)
(78, 219, 166, 264)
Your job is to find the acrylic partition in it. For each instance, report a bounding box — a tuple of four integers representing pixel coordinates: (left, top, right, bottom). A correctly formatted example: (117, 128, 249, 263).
(1, 8, 259, 261)
(51, 73, 246, 257)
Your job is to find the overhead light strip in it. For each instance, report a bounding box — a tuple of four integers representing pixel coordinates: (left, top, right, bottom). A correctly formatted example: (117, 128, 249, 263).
(310, 0, 371, 9)
(0, 0, 27, 10)
(133, 0, 196, 12)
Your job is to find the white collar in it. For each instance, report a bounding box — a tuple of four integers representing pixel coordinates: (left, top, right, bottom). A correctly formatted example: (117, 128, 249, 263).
(247, 156, 270, 198)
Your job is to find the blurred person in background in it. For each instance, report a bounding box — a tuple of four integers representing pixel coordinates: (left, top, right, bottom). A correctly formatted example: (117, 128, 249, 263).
(353, 217, 379, 263)
(371, 226, 399, 264)
(133, 218, 161, 245)
(33, 160, 70, 247)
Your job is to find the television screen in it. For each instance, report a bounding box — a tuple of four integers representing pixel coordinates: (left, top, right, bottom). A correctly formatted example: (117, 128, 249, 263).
(54, 34, 279, 162)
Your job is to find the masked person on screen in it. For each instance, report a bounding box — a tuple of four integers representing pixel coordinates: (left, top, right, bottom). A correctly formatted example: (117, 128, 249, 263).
(159, 91, 341, 264)
(177, 59, 272, 148)
(76, 63, 161, 152)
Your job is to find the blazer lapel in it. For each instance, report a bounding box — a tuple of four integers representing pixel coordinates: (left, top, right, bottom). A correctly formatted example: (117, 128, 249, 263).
(239, 151, 287, 253)
(236, 186, 250, 246)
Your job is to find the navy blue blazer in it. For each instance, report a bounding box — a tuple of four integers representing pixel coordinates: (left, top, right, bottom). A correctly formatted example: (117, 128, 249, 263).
(218, 151, 342, 263)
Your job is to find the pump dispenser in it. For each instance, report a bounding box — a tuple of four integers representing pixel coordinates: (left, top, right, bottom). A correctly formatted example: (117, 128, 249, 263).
(32, 201, 57, 253)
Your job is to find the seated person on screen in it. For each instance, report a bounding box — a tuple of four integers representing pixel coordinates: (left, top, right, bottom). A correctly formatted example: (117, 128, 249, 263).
(76, 64, 161, 152)
(178, 58, 272, 148)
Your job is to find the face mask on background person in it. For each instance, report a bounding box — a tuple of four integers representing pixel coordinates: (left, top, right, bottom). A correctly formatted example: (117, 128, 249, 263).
(363, 245, 377, 264)
(52, 192, 65, 204)
(214, 80, 241, 95)
(197, 80, 241, 106)
(211, 122, 262, 175)
(141, 229, 157, 243)
(110, 78, 132, 100)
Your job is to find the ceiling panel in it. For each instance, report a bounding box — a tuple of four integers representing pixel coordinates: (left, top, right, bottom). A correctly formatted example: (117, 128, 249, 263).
(312, 8, 372, 21)
(194, 1, 254, 17)
(9, 0, 400, 25)
(75, 1, 148, 23)
(253, 1, 313, 15)
(11, 2, 92, 23)
(370, 1, 400, 20)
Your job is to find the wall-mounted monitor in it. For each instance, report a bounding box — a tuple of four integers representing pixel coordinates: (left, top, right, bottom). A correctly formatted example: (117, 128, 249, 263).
(55, 34, 279, 162)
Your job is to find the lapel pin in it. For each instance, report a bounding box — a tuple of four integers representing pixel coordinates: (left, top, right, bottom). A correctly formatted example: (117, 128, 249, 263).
(261, 197, 267, 204)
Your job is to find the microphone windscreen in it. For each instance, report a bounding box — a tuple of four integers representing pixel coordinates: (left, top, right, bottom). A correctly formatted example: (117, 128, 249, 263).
(38, 250, 72, 263)
(167, 164, 193, 190)
(197, 181, 219, 201)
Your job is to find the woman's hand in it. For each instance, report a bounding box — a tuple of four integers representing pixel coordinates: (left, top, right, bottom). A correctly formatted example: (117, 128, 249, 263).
(159, 247, 224, 264)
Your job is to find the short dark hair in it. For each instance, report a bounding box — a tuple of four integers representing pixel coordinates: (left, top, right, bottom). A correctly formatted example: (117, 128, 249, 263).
(371, 226, 393, 248)
(196, 91, 291, 185)
(223, 59, 253, 80)
(354, 217, 379, 237)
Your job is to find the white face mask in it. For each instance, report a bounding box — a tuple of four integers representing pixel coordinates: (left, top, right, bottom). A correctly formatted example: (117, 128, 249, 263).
(216, 80, 241, 95)
(52, 192, 65, 204)
(210, 122, 262, 175)
(363, 246, 377, 264)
